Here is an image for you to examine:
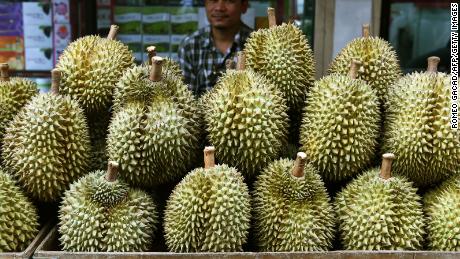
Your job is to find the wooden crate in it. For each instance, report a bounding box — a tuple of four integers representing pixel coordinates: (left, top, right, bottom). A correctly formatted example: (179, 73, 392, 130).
(0, 222, 52, 259)
(34, 226, 460, 259)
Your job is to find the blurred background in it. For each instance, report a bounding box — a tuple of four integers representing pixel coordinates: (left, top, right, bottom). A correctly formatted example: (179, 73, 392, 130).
(0, 0, 452, 91)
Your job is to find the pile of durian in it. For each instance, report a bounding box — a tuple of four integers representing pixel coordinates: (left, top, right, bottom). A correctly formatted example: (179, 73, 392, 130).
(0, 8, 459, 254)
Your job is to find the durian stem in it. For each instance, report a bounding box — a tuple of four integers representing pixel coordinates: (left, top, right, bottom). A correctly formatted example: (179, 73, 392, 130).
(0, 63, 9, 82)
(226, 58, 236, 70)
(292, 152, 307, 178)
(236, 51, 245, 71)
(348, 60, 361, 79)
(267, 7, 276, 28)
(379, 153, 395, 180)
(107, 25, 119, 40)
(106, 161, 119, 182)
(50, 69, 61, 94)
(427, 56, 440, 73)
(147, 46, 157, 66)
(362, 24, 370, 38)
(149, 56, 163, 81)
(204, 146, 215, 169)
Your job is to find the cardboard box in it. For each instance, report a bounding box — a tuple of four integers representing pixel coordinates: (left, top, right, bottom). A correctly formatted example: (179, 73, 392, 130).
(22, 2, 52, 26)
(114, 6, 142, 34)
(0, 3, 23, 36)
(53, 23, 71, 48)
(23, 24, 53, 48)
(0, 50, 24, 70)
(53, 0, 70, 24)
(170, 7, 198, 35)
(25, 47, 53, 70)
(0, 36, 24, 52)
(142, 7, 170, 35)
(97, 8, 111, 29)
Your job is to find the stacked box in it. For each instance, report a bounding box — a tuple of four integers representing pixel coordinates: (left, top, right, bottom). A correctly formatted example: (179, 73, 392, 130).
(23, 2, 53, 71)
(115, 6, 143, 62)
(142, 6, 170, 60)
(170, 6, 198, 61)
(0, 3, 24, 70)
(53, 0, 72, 64)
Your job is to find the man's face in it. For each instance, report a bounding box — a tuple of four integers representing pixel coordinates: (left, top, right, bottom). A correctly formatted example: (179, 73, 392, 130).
(205, 0, 248, 29)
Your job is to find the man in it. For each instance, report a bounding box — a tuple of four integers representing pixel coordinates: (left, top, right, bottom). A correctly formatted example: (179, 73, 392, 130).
(178, 0, 252, 96)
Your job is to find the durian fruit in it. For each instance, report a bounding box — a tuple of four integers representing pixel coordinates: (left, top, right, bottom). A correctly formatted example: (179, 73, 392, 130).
(383, 57, 460, 187)
(59, 161, 158, 252)
(424, 174, 460, 251)
(328, 24, 401, 104)
(56, 25, 134, 113)
(2, 69, 91, 202)
(164, 147, 251, 252)
(0, 168, 39, 252)
(300, 60, 380, 182)
(0, 63, 38, 146)
(145, 46, 182, 79)
(107, 57, 201, 186)
(253, 152, 335, 251)
(245, 7, 315, 111)
(335, 154, 425, 250)
(203, 51, 289, 178)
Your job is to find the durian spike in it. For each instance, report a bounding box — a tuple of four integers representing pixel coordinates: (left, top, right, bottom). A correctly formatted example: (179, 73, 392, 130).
(106, 161, 119, 182)
(226, 58, 236, 70)
(50, 69, 61, 94)
(292, 152, 307, 178)
(267, 7, 276, 28)
(149, 56, 163, 82)
(362, 24, 370, 38)
(147, 46, 157, 65)
(237, 51, 246, 71)
(107, 25, 119, 40)
(0, 63, 9, 82)
(427, 56, 440, 73)
(348, 60, 361, 79)
(204, 146, 216, 169)
(379, 153, 395, 180)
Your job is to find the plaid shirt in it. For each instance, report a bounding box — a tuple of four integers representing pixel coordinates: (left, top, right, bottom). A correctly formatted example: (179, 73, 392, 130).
(178, 23, 253, 96)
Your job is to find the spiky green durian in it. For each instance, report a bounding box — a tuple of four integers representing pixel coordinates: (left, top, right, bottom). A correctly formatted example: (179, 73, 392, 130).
(56, 25, 134, 113)
(203, 57, 289, 178)
(59, 162, 158, 252)
(0, 64, 38, 146)
(2, 70, 91, 202)
(383, 57, 460, 187)
(0, 168, 39, 252)
(328, 25, 401, 103)
(253, 152, 335, 251)
(164, 147, 251, 252)
(335, 154, 425, 250)
(107, 58, 201, 187)
(113, 58, 199, 128)
(300, 62, 380, 182)
(424, 174, 460, 251)
(245, 9, 315, 111)
(108, 99, 199, 186)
